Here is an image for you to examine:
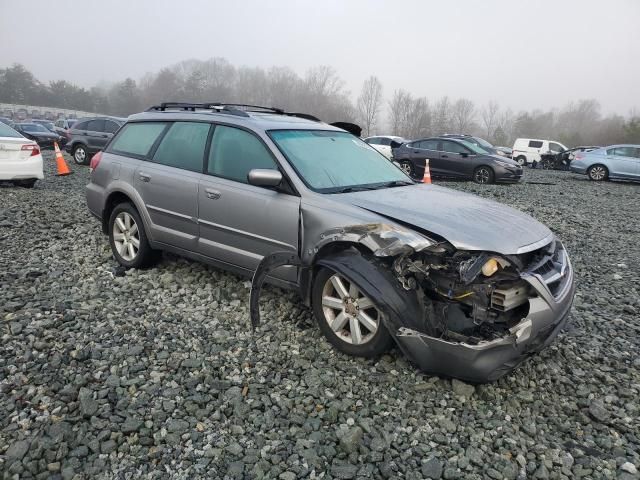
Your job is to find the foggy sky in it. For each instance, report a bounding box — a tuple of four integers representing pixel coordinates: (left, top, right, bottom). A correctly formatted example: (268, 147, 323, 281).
(1, 0, 638, 114)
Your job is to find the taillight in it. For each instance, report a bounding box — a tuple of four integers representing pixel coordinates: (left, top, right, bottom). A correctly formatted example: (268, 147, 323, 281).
(21, 144, 40, 156)
(89, 151, 102, 171)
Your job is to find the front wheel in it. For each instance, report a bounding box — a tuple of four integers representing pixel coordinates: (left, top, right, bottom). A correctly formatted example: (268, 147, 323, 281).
(515, 156, 527, 166)
(108, 203, 157, 268)
(473, 166, 495, 184)
(73, 144, 88, 165)
(587, 164, 608, 181)
(312, 267, 393, 358)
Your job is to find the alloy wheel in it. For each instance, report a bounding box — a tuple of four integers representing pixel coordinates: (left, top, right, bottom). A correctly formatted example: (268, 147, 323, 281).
(474, 167, 491, 184)
(74, 147, 86, 164)
(112, 212, 140, 261)
(589, 165, 606, 181)
(321, 274, 380, 345)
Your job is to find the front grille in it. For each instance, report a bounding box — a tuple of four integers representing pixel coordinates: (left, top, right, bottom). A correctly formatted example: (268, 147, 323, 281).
(524, 239, 571, 298)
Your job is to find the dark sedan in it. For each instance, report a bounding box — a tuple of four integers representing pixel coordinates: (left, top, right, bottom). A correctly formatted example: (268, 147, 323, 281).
(392, 137, 523, 184)
(13, 123, 62, 149)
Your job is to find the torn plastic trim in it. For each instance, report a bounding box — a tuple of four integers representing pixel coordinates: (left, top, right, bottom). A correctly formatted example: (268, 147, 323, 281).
(396, 316, 533, 351)
(311, 223, 437, 258)
(250, 251, 302, 330)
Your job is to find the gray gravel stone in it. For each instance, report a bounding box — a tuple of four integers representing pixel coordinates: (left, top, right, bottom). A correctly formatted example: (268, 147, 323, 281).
(422, 456, 443, 479)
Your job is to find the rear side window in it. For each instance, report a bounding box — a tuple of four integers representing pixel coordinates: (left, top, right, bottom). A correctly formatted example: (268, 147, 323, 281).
(208, 125, 276, 183)
(87, 119, 105, 132)
(419, 140, 440, 150)
(104, 121, 120, 134)
(74, 121, 89, 130)
(379, 138, 391, 146)
(153, 122, 210, 172)
(607, 146, 637, 158)
(442, 141, 470, 154)
(110, 122, 167, 157)
(528, 140, 543, 148)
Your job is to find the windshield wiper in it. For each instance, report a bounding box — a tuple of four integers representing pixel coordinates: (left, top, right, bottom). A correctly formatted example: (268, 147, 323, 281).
(376, 180, 415, 188)
(331, 185, 380, 193)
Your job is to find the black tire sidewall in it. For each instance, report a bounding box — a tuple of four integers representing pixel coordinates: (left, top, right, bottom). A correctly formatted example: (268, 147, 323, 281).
(516, 156, 526, 166)
(108, 202, 154, 268)
(588, 165, 608, 181)
(400, 160, 415, 178)
(73, 144, 88, 165)
(312, 266, 393, 359)
(473, 166, 495, 184)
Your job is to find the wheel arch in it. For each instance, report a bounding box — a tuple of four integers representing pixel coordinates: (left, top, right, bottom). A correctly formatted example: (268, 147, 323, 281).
(101, 187, 152, 240)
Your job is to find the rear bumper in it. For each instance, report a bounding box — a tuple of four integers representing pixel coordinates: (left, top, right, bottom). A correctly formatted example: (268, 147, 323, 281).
(0, 155, 44, 180)
(394, 259, 576, 383)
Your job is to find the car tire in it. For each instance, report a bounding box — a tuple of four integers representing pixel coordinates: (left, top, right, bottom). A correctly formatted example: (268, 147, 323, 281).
(587, 164, 608, 181)
(398, 160, 415, 178)
(312, 266, 394, 358)
(515, 156, 527, 166)
(12, 179, 37, 188)
(473, 166, 495, 184)
(108, 202, 158, 268)
(73, 144, 89, 165)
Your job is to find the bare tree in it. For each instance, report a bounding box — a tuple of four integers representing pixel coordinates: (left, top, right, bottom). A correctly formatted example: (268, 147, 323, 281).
(432, 97, 451, 135)
(451, 98, 476, 133)
(356, 76, 383, 137)
(481, 100, 500, 140)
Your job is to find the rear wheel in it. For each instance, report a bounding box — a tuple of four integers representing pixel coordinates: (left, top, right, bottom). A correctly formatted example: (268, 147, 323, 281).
(473, 166, 495, 184)
(312, 267, 393, 358)
(515, 156, 527, 166)
(587, 164, 608, 181)
(399, 160, 415, 178)
(73, 144, 88, 165)
(12, 179, 37, 188)
(108, 203, 157, 268)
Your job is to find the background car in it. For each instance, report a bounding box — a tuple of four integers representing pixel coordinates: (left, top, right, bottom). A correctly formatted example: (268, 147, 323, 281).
(364, 135, 407, 159)
(539, 145, 600, 170)
(0, 116, 16, 129)
(392, 137, 523, 184)
(0, 122, 43, 188)
(570, 144, 640, 181)
(32, 119, 56, 132)
(65, 116, 125, 165)
(55, 118, 78, 130)
(495, 146, 513, 158)
(13, 122, 62, 149)
(439, 134, 506, 156)
(512, 138, 568, 166)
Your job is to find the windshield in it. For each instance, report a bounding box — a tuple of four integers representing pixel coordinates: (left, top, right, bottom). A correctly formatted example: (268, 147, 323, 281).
(0, 123, 21, 138)
(269, 130, 411, 193)
(22, 124, 49, 133)
(471, 136, 493, 149)
(458, 139, 490, 155)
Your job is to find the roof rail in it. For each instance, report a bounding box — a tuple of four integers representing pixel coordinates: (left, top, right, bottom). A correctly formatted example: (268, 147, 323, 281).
(146, 102, 322, 122)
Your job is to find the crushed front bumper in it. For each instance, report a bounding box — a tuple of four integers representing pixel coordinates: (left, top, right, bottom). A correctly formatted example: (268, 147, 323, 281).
(394, 260, 576, 383)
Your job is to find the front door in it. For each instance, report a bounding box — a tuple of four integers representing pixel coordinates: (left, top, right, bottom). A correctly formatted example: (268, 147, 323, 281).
(198, 124, 300, 282)
(440, 140, 474, 178)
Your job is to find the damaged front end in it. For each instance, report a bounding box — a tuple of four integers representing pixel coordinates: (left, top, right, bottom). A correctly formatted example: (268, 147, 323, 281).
(250, 224, 575, 383)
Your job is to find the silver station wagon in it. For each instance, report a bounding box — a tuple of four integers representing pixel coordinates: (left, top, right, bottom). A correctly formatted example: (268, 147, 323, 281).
(86, 103, 575, 383)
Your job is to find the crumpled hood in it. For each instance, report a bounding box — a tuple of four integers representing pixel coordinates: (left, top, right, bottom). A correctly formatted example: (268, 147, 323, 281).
(336, 184, 552, 254)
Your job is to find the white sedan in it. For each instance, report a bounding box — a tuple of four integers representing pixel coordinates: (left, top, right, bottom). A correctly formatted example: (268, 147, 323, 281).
(0, 122, 43, 188)
(364, 135, 407, 159)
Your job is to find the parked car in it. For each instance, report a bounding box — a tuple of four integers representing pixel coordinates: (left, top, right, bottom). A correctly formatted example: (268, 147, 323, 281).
(512, 138, 568, 166)
(570, 144, 640, 181)
(44, 111, 55, 121)
(363, 135, 407, 159)
(65, 116, 126, 165)
(15, 109, 28, 121)
(13, 123, 62, 149)
(85, 102, 574, 382)
(32, 119, 56, 132)
(0, 116, 15, 128)
(495, 146, 513, 158)
(0, 122, 43, 188)
(392, 137, 523, 183)
(55, 118, 78, 130)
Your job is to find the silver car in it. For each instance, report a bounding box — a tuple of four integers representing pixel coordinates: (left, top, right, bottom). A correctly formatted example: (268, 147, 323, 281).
(570, 144, 640, 181)
(86, 103, 575, 383)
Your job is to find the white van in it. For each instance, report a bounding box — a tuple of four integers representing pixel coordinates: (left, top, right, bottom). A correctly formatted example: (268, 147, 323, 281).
(512, 138, 568, 166)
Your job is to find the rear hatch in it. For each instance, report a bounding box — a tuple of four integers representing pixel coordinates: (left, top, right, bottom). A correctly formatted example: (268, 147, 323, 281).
(0, 137, 33, 162)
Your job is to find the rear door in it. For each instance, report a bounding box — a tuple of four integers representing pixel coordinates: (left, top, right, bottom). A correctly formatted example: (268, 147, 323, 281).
(198, 124, 300, 282)
(85, 119, 107, 152)
(606, 146, 639, 178)
(408, 139, 441, 178)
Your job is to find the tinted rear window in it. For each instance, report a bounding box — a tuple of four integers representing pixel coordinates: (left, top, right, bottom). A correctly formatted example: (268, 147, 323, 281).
(87, 119, 105, 132)
(153, 122, 210, 172)
(110, 122, 168, 157)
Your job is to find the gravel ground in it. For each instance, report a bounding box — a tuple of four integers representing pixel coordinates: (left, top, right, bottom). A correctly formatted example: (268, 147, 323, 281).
(1, 151, 639, 480)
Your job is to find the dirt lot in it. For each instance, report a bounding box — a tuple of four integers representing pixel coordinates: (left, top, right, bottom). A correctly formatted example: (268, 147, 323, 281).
(1, 152, 639, 479)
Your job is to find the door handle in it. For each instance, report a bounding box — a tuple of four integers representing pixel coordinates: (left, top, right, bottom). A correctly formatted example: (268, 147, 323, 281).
(442, 154, 449, 158)
(139, 173, 151, 182)
(101, 134, 109, 138)
(205, 188, 221, 200)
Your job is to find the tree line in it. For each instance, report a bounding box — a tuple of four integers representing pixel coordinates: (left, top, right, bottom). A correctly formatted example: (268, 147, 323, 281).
(1, 62, 638, 146)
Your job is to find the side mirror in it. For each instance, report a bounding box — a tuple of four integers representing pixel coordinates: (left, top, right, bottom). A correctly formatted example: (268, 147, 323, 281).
(247, 168, 282, 188)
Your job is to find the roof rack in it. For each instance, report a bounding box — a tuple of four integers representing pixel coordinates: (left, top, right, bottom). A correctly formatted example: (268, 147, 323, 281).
(146, 102, 322, 122)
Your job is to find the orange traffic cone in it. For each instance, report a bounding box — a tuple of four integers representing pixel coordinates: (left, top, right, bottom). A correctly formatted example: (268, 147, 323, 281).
(54, 142, 72, 176)
(422, 159, 432, 184)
